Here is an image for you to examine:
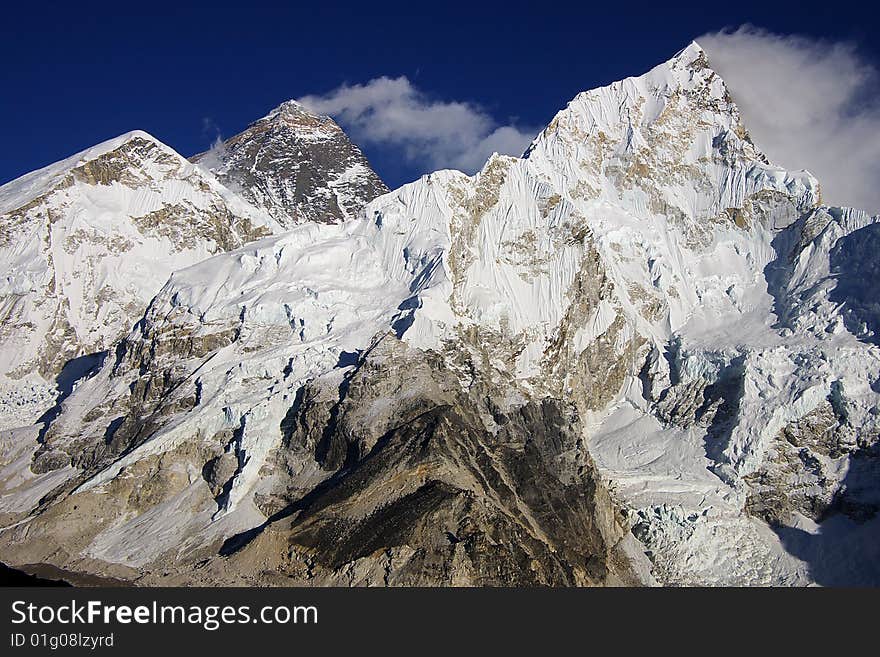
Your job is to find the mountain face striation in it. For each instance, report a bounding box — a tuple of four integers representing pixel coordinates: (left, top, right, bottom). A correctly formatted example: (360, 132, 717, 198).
(1, 43, 878, 586)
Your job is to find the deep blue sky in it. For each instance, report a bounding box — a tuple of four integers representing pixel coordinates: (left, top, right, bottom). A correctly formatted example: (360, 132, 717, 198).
(2, 0, 877, 188)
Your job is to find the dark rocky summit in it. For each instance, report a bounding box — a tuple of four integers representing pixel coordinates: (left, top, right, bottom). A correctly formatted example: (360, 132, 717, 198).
(193, 100, 388, 227)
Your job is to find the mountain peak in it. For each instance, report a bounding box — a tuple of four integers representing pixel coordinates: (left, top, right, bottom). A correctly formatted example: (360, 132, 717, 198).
(263, 98, 328, 122)
(193, 99, 387, 227)
(663, 39, 724, 93)
(0, 124, 277, 397)
(256, 99, 342, 136)
(673, 40, 707, 64)
(0, 130, 183, 216)
(67, 130, 180, 172)
(522, 40, 819, 221)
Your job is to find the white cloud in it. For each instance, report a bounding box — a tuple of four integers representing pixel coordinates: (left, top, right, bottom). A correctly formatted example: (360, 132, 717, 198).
(298, 77, 538, 175)
(700, 26, 880, 213)
(195, 119, 227, 171)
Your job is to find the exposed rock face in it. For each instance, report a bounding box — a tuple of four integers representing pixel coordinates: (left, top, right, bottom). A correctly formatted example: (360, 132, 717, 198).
(0, 326, 651, 585)
(2, 42, 880, 587)
(192, 101, 388, 227)
(202, 339, 644, 586)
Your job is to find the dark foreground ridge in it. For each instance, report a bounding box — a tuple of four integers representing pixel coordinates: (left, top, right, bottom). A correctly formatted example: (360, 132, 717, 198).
(0, 562, 71, 587)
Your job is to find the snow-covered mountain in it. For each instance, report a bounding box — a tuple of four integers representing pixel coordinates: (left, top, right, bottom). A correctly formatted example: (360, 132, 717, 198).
(0, 105, 389, 434)
(192, 100, 388, 227)
(0, 131, 282, 430)
(1, 43, 878, 586)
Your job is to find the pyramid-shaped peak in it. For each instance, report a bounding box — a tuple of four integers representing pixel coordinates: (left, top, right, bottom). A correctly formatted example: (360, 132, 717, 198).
(260, 98, 336, 125)
(192, 96, 387, 228)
